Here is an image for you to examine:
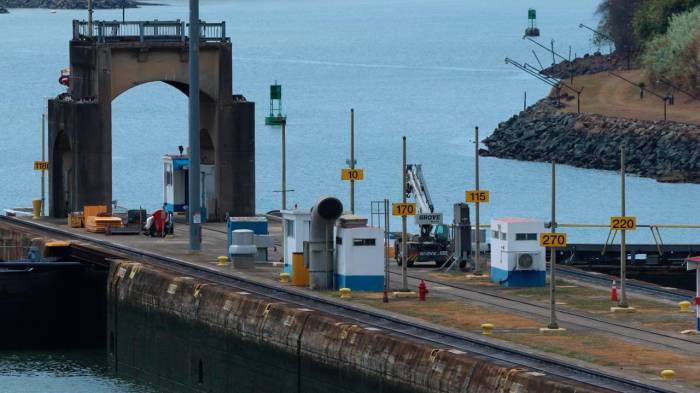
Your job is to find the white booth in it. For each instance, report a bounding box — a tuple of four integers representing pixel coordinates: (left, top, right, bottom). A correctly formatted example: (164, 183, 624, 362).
(281, 209, 312, 274)
(335, 215, 384, 291)
(490, 218, 546, 287)
(163, 153, 215, 221)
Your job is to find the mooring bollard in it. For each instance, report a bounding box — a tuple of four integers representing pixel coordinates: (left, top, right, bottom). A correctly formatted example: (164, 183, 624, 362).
(279, 272, 290, 283)
(679, 301, 691, 313)
(339, 288, 352, 299)
(660, 369, 675, 380)
(217, 256, 229, 266)
(481, 323, 494, 336)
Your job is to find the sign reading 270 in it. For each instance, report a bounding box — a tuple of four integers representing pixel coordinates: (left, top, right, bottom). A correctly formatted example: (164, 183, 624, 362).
(539, 233, 567, 248)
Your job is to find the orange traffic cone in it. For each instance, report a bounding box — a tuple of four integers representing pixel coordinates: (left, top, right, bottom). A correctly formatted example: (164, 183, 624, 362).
(611, 280, 619, 302)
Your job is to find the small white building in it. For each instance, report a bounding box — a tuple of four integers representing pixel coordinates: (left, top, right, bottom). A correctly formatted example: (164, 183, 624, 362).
(281, 209, 312, 274)
(490, 218, 546, 287)
(162, 154, 215, 221)
(335, 215, 384, 291)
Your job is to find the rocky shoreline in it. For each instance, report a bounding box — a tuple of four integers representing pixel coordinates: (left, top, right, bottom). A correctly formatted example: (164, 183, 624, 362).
(540, 52, 638, 79)
(482, 98, 700, 184)
(1, 0, 150, 9)
(0, 5, 8, 12)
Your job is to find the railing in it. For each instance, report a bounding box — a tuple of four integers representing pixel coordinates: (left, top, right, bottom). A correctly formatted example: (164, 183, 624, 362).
(72, 20, 228, 43)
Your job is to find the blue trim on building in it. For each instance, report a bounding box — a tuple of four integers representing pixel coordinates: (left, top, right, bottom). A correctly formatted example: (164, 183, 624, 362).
(335, 274, 384, 291)
(173, 158, 189, 170)
(490, 266, 545, 288)
(164, 203, 187, 213)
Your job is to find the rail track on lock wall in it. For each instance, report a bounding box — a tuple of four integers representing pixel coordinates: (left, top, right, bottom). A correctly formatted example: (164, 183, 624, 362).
(388, 268, 700, 354)
(0, 216, 684, 393)
(554, 264, 694, 302)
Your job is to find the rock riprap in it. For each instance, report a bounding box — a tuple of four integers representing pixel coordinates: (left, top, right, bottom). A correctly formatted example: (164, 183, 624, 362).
(483, 98, 700, 184)
(2, 0, 141, 8)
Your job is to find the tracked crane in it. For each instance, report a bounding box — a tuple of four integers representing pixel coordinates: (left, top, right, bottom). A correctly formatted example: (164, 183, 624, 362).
(395, 164, 451, 267)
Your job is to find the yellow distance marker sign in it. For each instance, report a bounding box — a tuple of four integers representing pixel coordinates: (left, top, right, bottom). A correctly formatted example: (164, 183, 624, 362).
(539, 233, 567, 248)
(465, 190, 489, 203)
(341, 168, 364, 181)
(34, 161, 49, 171)
(610, 216, 637, 230)
(392, 203, 416, 216)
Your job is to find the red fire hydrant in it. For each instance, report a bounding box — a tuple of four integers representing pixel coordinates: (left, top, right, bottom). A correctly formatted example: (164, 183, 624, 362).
(418, 280, 428, 301)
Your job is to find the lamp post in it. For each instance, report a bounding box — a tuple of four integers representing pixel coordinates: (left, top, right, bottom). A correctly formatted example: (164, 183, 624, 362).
(188, 0, 201, 251)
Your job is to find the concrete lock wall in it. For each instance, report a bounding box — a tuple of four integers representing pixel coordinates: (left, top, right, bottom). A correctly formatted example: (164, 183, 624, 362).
(48, 40, 255, 220)
(107, 261, 611, 393)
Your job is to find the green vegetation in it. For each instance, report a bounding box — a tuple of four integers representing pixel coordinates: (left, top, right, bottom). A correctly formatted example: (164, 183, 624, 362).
(642, 7, 700, 94)
(596, 0, 700, 93)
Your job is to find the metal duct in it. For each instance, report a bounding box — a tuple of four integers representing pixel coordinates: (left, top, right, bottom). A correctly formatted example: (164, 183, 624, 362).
(308, 196, 343, 290)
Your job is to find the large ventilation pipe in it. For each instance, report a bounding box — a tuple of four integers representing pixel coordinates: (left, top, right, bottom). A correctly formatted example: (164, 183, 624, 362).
(308, 196, 343, 290)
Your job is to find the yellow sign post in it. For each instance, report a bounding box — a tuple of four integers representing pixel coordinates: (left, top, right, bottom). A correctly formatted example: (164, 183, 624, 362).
(341, 168, 364, 181)
(539, 233, 567, 248)
(392, 202, 416, 216)
(465, 190, 489, 203)
(34, 161, 49, 171)
(610, 216, 637, 230)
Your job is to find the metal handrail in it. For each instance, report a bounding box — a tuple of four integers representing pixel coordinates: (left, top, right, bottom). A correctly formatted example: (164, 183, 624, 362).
(72, 20, 228, 43)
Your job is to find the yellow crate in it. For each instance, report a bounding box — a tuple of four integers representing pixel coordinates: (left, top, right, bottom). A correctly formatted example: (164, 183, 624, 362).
(68, 213, 84, 228)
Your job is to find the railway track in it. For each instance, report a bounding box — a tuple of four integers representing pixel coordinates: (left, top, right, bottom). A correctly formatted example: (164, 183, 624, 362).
(555, 264, 694, 302)
(389, 269, 700, 354)
(0, 216, 681, 393)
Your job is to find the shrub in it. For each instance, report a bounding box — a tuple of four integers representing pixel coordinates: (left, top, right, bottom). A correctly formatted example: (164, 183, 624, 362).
(641, 7, 700, 94)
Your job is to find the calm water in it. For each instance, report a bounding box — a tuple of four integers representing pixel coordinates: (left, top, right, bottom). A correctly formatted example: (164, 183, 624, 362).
(0, 350, 155, 392)
(0, 0, 698, 390)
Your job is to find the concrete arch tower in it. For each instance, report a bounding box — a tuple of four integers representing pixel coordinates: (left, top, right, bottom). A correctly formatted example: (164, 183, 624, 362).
(48, 20, 255, 221)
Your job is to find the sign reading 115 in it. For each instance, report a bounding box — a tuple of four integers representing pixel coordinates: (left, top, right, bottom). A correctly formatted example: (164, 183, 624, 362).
(465, 190, 489, 203)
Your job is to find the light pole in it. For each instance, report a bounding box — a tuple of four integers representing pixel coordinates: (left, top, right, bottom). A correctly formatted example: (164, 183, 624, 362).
(401, 136, 408, 291)
(188, 0, 201, 251)
(619, 147, 628, 308)
(473, 126, 481, 275)
(548, 161, 559, 329)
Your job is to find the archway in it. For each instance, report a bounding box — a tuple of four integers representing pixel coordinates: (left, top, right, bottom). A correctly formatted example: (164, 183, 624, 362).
(48, 33, 255, 220)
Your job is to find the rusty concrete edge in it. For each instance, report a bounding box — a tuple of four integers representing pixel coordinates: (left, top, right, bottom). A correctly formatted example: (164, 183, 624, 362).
(109, 260, 613, 393)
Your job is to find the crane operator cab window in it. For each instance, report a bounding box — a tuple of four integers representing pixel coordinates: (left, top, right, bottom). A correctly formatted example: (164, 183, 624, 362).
(434, 224, 449, 241)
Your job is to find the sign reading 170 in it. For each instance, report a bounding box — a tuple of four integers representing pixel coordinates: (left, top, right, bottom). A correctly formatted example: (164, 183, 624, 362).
(392, 203, 416, 216)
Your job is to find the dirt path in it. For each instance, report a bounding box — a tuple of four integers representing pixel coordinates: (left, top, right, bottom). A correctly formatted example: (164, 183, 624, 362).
(556, 70, 700, 124)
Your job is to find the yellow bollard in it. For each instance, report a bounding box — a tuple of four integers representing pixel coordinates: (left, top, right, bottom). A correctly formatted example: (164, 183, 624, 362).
(31, 199, 42, 219)
(481, 323, 494, 336)
(339, 288, 352, 299)
(217, 256, 229, 266)
(679, 301, 691, 313)
(660, 370, 675, 381)
(279, 272, 290, 283)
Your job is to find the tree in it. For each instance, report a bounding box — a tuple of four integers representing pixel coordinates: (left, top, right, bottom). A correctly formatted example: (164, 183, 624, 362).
(595, 0, 644, 56)
(633, 0, 700, 46)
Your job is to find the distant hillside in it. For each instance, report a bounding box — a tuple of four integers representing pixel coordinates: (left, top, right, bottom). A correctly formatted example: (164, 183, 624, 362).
(1, 0, 143, 8)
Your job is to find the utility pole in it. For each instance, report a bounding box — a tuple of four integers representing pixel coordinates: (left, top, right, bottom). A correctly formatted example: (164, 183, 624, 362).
(350, 109, 355, 214)
(383, 198, 390, 303)
(281, 120, 287, 210)
(188, 0, 201, 251)
(619, 147, 629, 308)
(401, 136, 408, 291)
(473, 126, 482, 275)
(41, 113, 46, 217)
(524, 91, 527, 111)
(548, 161, 559, 329)
(88, 0, 93, 37)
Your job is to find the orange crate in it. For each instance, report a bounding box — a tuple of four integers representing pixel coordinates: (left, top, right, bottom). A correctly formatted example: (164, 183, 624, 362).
(83, 205, 108, 219)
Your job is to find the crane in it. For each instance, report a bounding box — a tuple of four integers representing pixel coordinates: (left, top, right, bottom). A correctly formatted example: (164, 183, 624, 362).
(396, 164, 451, 266)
